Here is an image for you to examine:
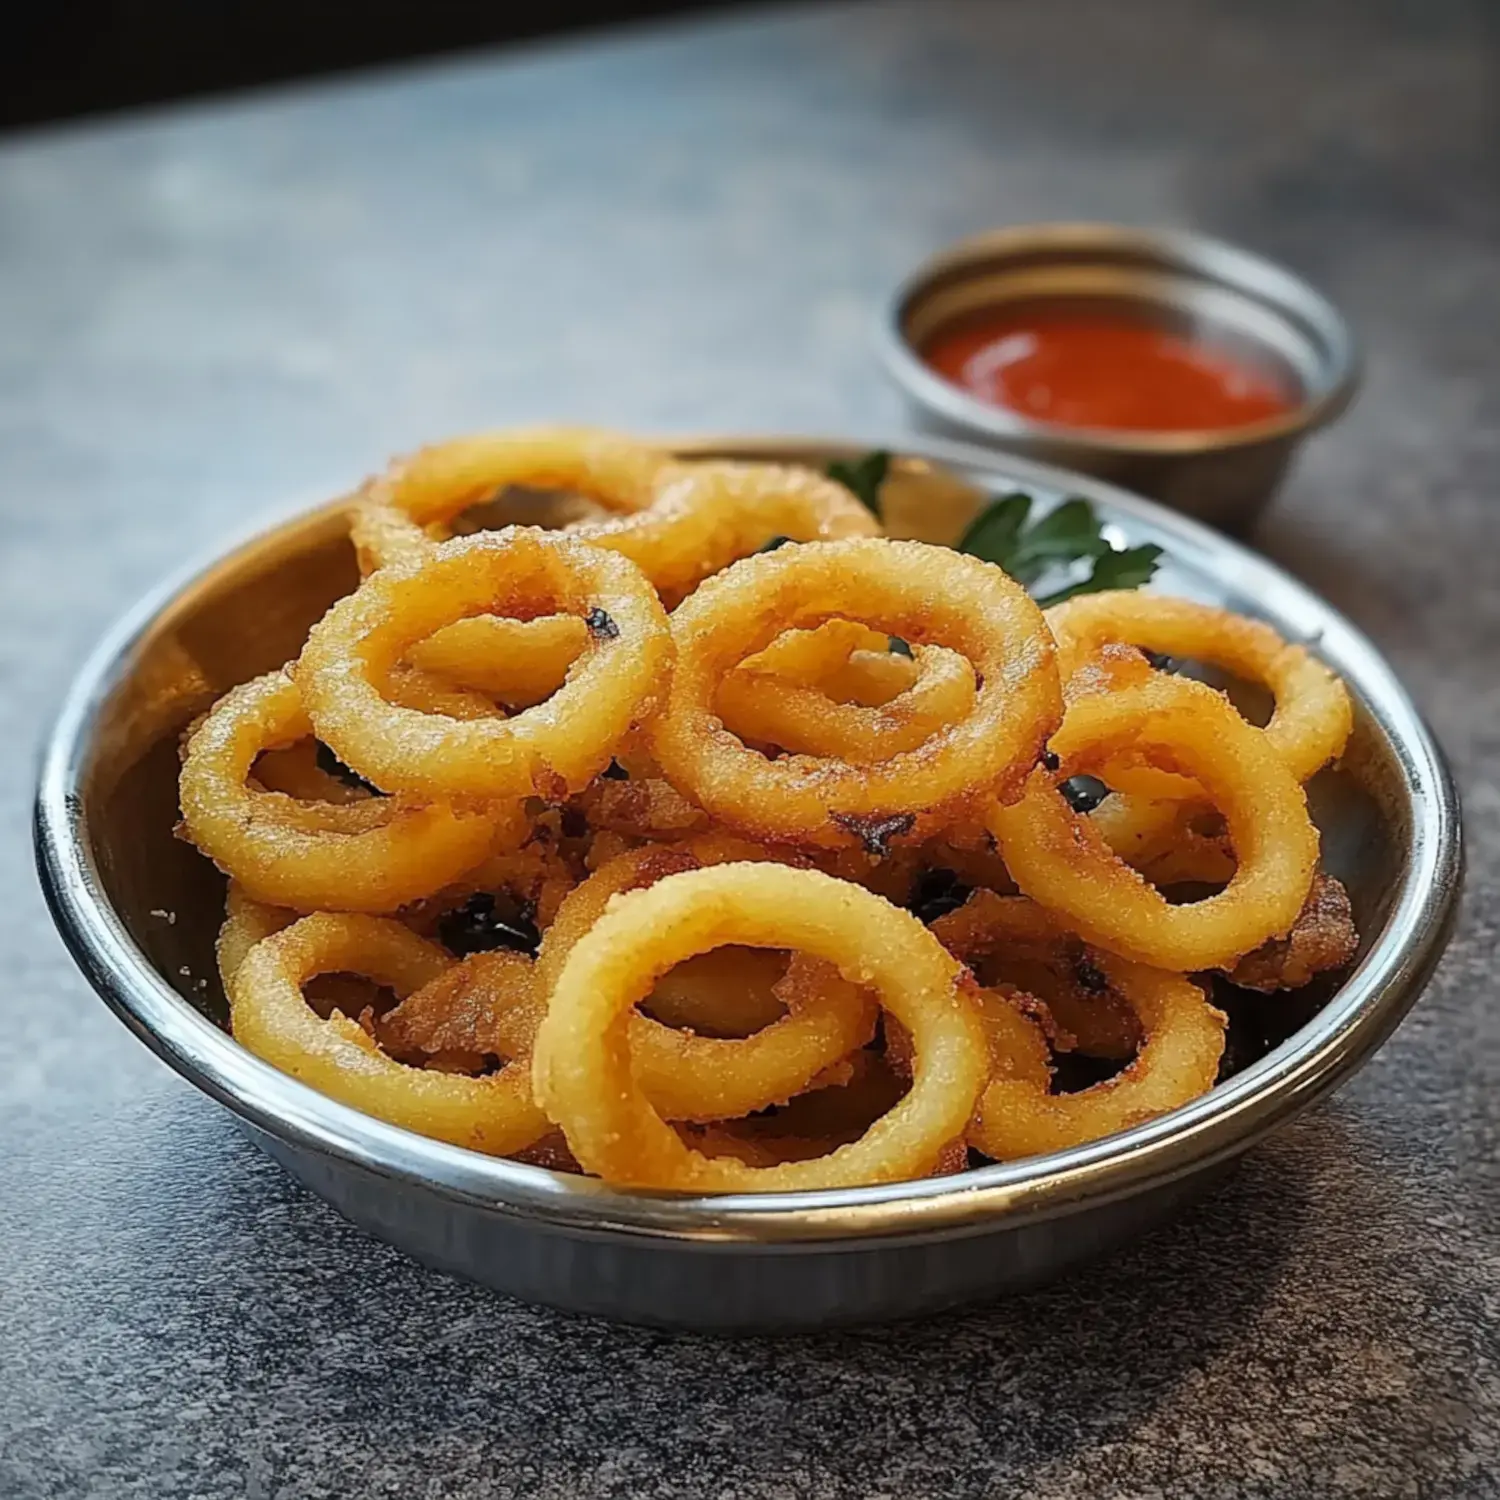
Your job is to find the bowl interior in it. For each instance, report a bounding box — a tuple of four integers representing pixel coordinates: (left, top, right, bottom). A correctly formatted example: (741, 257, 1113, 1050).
(81, 445, 1411, 1086)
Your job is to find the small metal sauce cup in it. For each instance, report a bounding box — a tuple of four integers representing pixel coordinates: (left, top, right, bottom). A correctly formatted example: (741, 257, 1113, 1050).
(878, 223, 1360, 532)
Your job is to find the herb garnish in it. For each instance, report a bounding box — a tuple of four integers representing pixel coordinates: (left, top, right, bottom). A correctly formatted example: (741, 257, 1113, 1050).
(825, 450, 890, 518)
(829, 810, 917, 857)
(956, 492, 1162, 606)
(827, 451, 1161, 602)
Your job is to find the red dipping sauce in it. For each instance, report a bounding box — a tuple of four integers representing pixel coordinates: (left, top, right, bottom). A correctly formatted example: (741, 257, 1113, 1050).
(924, 307, 1294, 433)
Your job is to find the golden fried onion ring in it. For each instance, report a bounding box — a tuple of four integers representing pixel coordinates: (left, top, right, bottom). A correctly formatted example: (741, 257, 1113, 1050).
(179, 672, 506, 912)
(616, 460, 879, 600)
(230, 912, 549, 1154)
(650, 538, 1062, 849)
(1088, 794, 1237, 887)
(532, 863, 989, 1189)
(297, 529, 673, 801)
(535, 839, 879, 1123)
(641, 946, 790, 1037)
(350, 427, 674, 573)
(1048, 590, 1353, 785)
(932, 892, 1143, 1061)
(406, 614, 589, 709)
(988, 674, 1318, 971)
(216, 882, 295, 990)
(969, 959, 1225, 1162)
(350, 431, 878, 603)
(717, 621, 979, 763)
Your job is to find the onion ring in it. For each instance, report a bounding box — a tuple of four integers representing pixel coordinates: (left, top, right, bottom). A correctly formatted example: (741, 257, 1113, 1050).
(179, 671, 508, 912)
(1047, 590, 1353, 785)
(568, 458, 881, 604)
(1089, 794, 1236, 887)
(229, 912, 550, 1154)
(216, 882, 295, 989)
(641, 946, 790, 1037)
(350, 432, 878, 602)
(969, 961, 1225, 1162)
(932, 892, 1144, 1060)
(649, 538, 1062, 849)
(660, 460, 883, 560)
(405, 614, 589, 709)
(350, 427, 675, 573)
(296, 529, 673, 801)
(717, 622, 978, 763)
(987, 674, 1318, 971)
(531, 862, 989, 1189)
(251, 739, 370, 805)
(534, 839, 880, 1123)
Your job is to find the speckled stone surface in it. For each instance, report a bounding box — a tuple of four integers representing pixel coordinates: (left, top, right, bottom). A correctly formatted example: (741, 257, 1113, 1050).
(2, 2, 1497, 1495)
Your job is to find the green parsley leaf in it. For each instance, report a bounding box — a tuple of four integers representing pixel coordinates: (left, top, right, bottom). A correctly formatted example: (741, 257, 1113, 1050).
(1036, 543, 1164, 607)
(956, 492, 1032, 569)
(1011, 498, 1112, 568)
(826, 450, 890, 517)
(956, 491, 1162, 600)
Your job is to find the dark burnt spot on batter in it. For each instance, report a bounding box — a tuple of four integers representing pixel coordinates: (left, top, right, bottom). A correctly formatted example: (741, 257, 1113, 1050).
(1073, 957, 1109, 995)
(559, 806, 588, 839)
(585, 606, 620, 640)
(830, 810, 917, 857)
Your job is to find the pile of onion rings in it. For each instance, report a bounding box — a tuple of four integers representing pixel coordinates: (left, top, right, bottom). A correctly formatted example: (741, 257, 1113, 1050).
(181, 429, 1360, 1191)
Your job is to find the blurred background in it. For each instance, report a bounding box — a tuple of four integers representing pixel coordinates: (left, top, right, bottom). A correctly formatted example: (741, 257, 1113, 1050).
(1, 1, 754, 131)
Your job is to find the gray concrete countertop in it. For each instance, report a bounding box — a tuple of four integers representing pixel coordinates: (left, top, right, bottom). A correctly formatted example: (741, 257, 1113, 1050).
(2, 2, 1496, 1495)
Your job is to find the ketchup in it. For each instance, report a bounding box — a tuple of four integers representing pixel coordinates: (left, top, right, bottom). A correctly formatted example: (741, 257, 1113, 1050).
(923, 307, 1293, 433)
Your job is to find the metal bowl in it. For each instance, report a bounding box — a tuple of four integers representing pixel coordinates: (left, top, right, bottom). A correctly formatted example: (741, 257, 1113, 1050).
(878, 223, 1361, 532)
(35, 434, 1458, 1332)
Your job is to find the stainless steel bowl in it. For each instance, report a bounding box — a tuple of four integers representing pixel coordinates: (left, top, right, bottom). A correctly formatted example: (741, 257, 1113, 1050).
(878, 223, 1361, 532)
(35, 435, 1458, 1332)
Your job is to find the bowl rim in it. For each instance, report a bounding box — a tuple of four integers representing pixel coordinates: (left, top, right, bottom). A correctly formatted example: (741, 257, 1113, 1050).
(34, 432, 1460, 1247)
(877, 221, 1363, 457)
